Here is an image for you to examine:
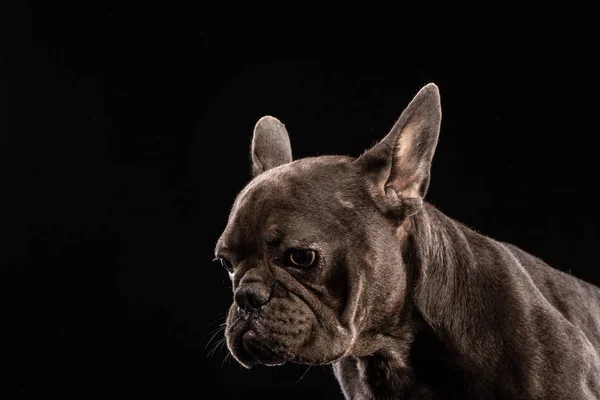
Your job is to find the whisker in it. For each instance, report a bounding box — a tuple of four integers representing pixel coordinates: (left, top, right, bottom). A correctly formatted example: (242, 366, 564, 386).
(206, 315, 227, 328)
(206, 315, 241, 358)
(292, 366, 312, 387)
(207, 322, 227, 337)
(205, 326, 226, 350)
(207, 337, 227, 358)
(221, 351, 232, 367)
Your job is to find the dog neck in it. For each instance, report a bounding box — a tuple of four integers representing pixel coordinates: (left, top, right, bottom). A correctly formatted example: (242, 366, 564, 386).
(345, 203, 507, 398)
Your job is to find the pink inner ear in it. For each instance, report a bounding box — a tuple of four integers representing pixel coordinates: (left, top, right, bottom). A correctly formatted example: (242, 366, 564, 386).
(356, 84, 441, 200)
(387, 117, 429, 197)
(393, 119, 423, 163)
(387, 169, 427, 200)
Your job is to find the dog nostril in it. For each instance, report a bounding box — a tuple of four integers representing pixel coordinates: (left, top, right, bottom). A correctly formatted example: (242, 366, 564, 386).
(235, 285, 270, 312)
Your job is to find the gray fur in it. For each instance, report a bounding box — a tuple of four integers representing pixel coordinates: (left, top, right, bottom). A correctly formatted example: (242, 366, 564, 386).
(251, 115, 293, 177)
(215, 83, 600, 399)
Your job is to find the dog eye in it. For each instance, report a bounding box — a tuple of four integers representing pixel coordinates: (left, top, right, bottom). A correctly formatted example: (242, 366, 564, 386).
(286, 249, 316, 268)
(218, 257, 233, 272)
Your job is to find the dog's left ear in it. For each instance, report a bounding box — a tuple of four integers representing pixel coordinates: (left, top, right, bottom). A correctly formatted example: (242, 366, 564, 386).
(357, 83, 441, 219)
(251, 116, 293, 177)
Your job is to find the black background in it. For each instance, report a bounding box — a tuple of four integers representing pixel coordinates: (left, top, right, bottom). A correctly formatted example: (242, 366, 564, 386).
(2, 2, 599, 398)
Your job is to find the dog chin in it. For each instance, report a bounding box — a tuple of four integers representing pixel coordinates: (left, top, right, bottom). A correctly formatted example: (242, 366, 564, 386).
(226, 320, 288, 367)
(241, 329, 287, 366)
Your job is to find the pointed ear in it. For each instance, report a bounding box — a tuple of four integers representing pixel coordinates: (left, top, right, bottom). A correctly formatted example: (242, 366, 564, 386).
(357, 83, 441, 219)
(251, 116, 293, 177)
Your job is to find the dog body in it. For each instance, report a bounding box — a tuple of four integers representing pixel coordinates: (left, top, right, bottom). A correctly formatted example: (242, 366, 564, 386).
(214, 84, 600, 399)
(333, 203, 600, 399)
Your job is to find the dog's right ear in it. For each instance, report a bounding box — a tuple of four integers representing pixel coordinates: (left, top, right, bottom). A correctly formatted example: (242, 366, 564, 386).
(356, 83, 442, 220)
(251, 116, 293, 177)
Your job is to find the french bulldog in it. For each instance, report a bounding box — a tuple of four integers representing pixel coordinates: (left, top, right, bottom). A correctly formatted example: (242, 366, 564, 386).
(214, 83, 600, 399)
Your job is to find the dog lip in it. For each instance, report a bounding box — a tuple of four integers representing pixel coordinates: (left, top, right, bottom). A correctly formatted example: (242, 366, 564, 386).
(241, 329, 286, 365)
(243, 329, 257, 342)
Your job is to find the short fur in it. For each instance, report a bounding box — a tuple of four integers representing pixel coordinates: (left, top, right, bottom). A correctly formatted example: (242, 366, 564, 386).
(214, 83, 600, 399)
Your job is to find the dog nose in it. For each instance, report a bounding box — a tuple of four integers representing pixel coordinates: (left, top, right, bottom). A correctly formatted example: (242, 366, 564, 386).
(234, 283, 271, 312)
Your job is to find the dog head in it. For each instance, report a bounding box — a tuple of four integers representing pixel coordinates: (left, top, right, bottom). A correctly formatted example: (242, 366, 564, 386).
(214, 83, 442, 367)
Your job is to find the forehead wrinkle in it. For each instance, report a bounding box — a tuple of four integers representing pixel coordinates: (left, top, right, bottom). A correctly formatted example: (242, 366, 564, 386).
(266, 224, 282, 244)
(222, 156, 358, 251)
(218, 163, 305, 255)
(222, 183, 286, 254)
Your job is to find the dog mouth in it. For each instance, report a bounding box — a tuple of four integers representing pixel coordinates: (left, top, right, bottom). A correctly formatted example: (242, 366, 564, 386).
(227, 304, 308, 367)
(225, 296, 350, 367)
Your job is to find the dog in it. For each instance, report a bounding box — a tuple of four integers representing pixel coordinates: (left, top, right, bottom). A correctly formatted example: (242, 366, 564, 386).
(214, 83, 600, 399)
